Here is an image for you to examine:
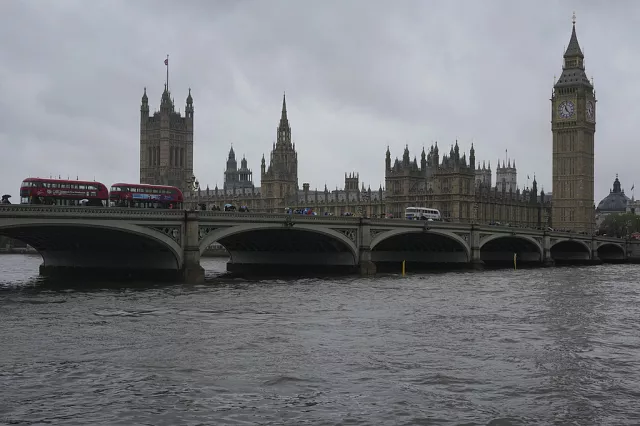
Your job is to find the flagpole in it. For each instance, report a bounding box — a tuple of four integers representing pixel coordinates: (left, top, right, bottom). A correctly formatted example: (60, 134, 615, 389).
(166, 54, 169, 91)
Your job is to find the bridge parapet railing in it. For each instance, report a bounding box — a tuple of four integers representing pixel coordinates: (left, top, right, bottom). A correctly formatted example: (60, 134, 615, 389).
(0, 205, 186, 219)
(198, 211, 362, 222)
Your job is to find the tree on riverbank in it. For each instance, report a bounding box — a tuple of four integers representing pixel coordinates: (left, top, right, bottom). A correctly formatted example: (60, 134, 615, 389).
(598, 213, 640, 237)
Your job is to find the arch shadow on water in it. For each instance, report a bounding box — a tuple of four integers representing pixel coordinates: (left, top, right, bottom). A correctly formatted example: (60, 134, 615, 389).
(211, 228, 359, 278)
(551, 240, 592, 266)
(597, 243, 626, 264)
(480, 235, 543, 268)
(371, 230, 469, 273)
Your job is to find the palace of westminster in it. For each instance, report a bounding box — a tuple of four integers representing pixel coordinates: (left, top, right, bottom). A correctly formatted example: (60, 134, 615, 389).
(139, 18, 597, 233)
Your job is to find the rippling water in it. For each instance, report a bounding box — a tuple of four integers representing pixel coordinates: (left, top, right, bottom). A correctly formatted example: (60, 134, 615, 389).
(1, 254, 640, 425)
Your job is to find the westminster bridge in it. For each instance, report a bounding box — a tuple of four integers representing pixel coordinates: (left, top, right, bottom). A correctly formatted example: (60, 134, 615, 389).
(0, 205, 634, 282)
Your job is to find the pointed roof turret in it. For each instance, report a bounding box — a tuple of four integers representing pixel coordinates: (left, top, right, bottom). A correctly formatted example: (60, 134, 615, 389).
(555, 12, 592, 89)
(141, 87, 148, 103)
(564, 12, 584, 59)
(613, 174, 622, 193)
(228, 145, 235, 159)
(186, 87, 193, 104)
(160, 83, 174, 111)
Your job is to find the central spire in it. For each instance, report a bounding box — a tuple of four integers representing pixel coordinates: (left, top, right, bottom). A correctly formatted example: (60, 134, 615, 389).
(275, 92, 292, 149)
(564, 11, 584, 59)
(280, 92, 288, 125)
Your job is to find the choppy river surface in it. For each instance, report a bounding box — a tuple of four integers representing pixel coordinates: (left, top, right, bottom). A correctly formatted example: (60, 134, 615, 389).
(1, 254, 640, 425)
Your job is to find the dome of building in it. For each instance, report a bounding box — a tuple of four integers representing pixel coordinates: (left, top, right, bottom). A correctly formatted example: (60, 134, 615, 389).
(597, 175, 629, 212)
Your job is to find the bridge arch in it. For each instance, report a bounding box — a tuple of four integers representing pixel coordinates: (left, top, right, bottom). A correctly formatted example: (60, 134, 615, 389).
(0, 218, 184, 270)
(551, 238, 591, 253)
(550, 238, 592, 262)
(370, 228, 471, 262)
(479, 234, 543, 263)
(597, 242, 626, 262)
(199, 222, 359, 265)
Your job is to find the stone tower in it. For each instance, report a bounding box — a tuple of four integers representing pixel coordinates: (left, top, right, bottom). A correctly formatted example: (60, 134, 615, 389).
(475, 161, 492, 188)
(551, 14, 596, 232)
(261, 93, 299, 212)
(496, 158, 517, 193)
(223, 145, 254, 192)
(139, 85, 194, 193)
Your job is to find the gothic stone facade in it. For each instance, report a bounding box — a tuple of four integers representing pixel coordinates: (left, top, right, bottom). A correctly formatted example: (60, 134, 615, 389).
(551, 19, 596, 233)
(188, 96, 386, 216)
(385, 143, 549, 227)
(260, 94, 299, 213)
(194, 174, 386, 217)
(139, 85, 194, 193)
(223, 146, 254, 192)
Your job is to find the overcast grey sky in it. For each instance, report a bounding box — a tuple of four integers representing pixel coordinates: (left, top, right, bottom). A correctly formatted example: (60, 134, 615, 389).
(0, 0, 635, 202)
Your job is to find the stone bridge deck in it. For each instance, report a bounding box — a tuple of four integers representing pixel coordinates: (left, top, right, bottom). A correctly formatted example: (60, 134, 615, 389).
(0, 205, 632, 282)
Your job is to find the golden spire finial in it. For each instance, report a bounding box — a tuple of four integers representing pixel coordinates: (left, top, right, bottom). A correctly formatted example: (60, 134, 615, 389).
(572, 11, 576, 25)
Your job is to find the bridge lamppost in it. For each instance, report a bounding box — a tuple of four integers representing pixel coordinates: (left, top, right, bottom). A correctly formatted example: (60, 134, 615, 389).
(186, 174, 200, 210)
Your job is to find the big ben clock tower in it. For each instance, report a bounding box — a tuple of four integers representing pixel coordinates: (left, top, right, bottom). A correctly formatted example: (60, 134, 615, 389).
(551, 13, 596, 233)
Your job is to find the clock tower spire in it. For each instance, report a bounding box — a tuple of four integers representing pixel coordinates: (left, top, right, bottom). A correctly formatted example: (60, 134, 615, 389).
(551, 12, 596, 233)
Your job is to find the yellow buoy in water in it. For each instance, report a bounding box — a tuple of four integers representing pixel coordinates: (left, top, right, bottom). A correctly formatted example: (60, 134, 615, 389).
(513, 252, 517, 270)
(402, 260, 406, 277)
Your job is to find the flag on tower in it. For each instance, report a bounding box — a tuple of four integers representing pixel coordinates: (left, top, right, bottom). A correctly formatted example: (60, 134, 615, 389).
(527, 175, 530, 179)
(164, 58, 168, 65)
(632, 184, 635, 191)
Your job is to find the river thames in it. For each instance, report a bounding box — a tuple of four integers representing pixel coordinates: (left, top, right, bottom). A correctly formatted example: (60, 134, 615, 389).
(1, 254, 639, 425)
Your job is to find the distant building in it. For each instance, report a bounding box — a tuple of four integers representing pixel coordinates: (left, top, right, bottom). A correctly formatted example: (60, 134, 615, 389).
(496, 159, 517, 193)
(260, 94, 300, 213)
(596, 175, 629, 227)
(139, 85, 194, 193)
(190, 95, 385, 216)
(384, 143, 547, 226)
(475, 161, 492, 188)
(223, 146, 254, 192)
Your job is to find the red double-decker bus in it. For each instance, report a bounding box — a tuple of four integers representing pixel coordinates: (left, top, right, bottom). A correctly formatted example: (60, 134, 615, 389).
(109, 183, 183, 209)
(20, 178, 109, 206)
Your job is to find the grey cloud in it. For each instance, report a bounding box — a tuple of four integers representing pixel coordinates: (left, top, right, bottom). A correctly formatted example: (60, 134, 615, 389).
(0, 0, 635, 203)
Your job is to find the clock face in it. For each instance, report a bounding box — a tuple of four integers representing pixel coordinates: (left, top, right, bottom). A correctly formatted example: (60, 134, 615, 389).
(558, 100, 575, 119)
(586, 100, 595, 120)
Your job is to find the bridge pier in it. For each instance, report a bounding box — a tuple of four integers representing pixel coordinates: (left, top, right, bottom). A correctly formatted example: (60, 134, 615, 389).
(542, 234, 554, 266)
(358, 219, 376, 276)
(590, 239, 604, 265)
(470, 227, 484, 270)
(183, 211, 205, 283)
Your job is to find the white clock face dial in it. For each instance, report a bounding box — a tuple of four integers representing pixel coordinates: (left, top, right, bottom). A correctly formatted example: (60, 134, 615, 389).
(586, 101, 595, 120)
(558, 100, 575, 119)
